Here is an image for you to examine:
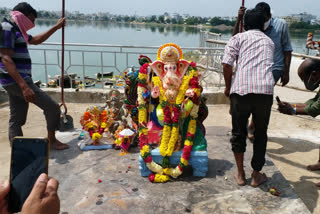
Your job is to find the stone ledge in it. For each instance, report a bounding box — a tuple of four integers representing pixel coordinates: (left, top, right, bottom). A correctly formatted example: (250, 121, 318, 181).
(0, 88, 230, 105)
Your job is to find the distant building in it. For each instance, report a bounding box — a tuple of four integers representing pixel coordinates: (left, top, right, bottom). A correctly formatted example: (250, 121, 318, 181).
(310, 19, 320, 25)
(291, 12, 317, 23)
(163, 12, 170, 22)
(172, 13, 183, 20)
(221, 16, 236, 22)
(282, 16, 301, 26)
(182, 14, 190, 18)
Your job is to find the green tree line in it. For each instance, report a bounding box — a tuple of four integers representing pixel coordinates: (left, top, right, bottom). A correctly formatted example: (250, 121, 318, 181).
(290, 21, 320, 30)
(0, 7, 236, 27)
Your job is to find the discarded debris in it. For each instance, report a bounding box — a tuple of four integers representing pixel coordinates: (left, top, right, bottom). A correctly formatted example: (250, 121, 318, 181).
(269, 187, 280, 196)
(96, 201, 103, 205)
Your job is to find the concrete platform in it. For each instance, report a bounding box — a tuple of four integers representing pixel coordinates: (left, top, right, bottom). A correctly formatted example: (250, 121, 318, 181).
(50, 127, 310, 214)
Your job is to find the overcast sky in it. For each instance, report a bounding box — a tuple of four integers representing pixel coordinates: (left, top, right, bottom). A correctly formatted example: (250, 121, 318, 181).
(1, 0, 320, 17)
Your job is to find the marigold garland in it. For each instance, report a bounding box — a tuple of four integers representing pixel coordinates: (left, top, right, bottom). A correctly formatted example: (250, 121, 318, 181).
(81, 109, 109, 144)
(152, 76, 166, 102)
(138, 62, 201, 182)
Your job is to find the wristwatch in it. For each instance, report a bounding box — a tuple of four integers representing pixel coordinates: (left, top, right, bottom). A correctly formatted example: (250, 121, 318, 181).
(292, 104, 297, 115)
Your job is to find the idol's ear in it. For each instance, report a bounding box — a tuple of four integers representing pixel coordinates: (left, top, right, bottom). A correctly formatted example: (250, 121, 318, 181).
(150, 60, 165, 79)
(177, 60, 190, 78)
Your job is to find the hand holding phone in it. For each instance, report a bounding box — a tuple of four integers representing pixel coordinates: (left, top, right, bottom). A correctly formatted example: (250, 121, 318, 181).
(0, 181, 10, 214)
(21, 174, 60, 214)
(8, 138, 49, 213)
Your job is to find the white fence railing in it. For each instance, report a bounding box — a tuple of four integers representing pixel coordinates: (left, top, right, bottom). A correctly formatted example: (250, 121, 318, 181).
(29, 43, 225, 89)
(27, 38, 320, 92)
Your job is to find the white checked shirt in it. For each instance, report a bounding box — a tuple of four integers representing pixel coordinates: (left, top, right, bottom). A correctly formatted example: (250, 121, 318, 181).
(222, 29, 275, 96)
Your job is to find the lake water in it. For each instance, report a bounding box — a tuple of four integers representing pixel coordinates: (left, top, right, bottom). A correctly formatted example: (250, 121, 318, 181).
(27, 20, 319, 83)
(29, 20, 319, 52)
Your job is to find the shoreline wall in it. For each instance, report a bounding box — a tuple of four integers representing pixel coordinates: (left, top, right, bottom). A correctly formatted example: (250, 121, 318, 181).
(0, 88, 229, 105)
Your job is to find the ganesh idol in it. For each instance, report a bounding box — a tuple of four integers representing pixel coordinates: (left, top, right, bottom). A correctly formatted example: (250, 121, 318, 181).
(135, 43, 208, 182)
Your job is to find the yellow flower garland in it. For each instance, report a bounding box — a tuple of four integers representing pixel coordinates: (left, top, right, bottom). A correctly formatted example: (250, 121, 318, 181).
(138, 108, 147, 125)
(152, 76, 166, 102)
(154, 174, 169, 183)
(169, 117, 196, 178)
(159, 125, 171, 156)
(137, 87, 146, 106)
(165, 126, 179, 157)
(176, 75, 193, 105)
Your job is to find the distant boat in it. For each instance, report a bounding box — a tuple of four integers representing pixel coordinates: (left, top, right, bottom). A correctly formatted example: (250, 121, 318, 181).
(96, 72, 114, 80)
(136, 28, 141, 31)
(85, 82, 95, 88)
(104, 80, 114, 87)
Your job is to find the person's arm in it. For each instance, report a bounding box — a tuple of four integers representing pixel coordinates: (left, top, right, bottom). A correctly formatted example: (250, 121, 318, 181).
(29, 18, 65, 45)
(296, 104, 308, 114)
(278, 101, 309, 115)
(304, 94, 320, 117)
(280, 20, 293, 87)
(223, 64, 233, 97)
(221, 36, 239, 97)
(280, 51, 292, 86)
(232, 6, 246, 36)
(21, 174, 60, 214)
(0, 48, 35, 102)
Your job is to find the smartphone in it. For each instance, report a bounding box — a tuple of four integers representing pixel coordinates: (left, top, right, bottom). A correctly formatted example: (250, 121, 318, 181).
(8, 137, 49, 213)
(276, 96, 281, 104)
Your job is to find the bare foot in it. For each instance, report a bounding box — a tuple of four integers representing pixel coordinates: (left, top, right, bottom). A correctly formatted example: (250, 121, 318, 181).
(307, 162, 320, 171)
(51, 139, 69, 150)
(234, 171, 246, 186)
(251, 172, 267, 187)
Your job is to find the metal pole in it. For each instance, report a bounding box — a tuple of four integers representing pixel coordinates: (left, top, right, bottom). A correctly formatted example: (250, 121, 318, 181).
(60, 0, 67, 113)
(240, 0, 245, 33)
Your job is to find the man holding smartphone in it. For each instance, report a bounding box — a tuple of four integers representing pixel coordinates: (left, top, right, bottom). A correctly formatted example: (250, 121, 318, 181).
(0, 174, 60, 214)
(277, 58, 320, 186)
(278, 59, 320, 117)
(0, 2, 68, 150)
